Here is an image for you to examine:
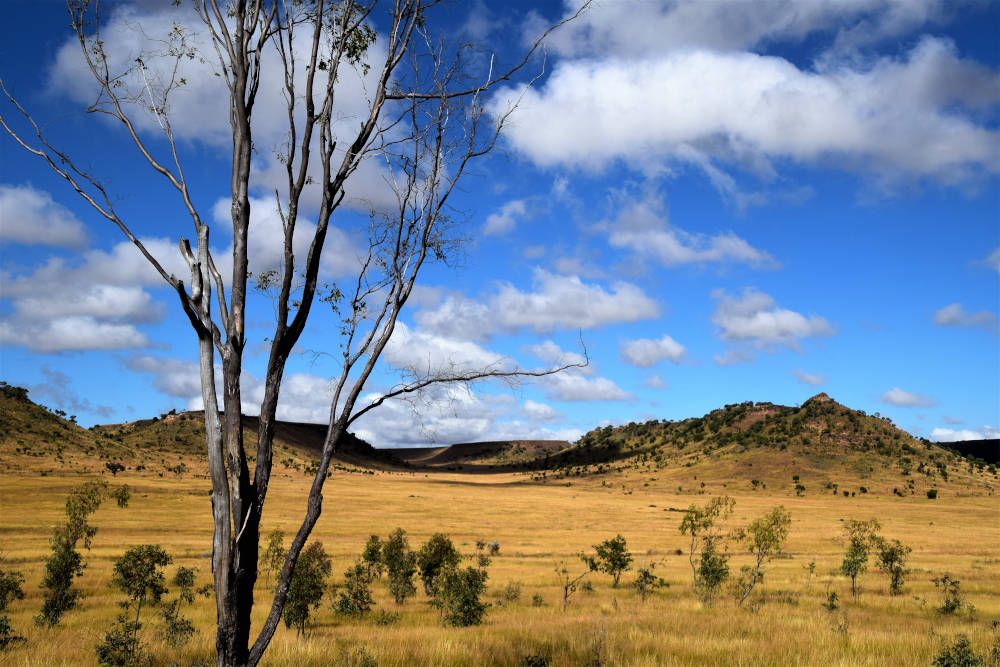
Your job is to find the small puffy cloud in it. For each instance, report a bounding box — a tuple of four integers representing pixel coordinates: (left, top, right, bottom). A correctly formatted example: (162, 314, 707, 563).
(881, 386, 935, 407)
(608, 191, 775, 267)
(942, 415, 964, 425)
(30, 366, 113, 418)
(523, 399, 559, 421)
(793, 370, 825, 386)
(416, 269, 660, 340)
(492, 270, 660, 333)
(933, 303, 999, 333)
(987, 248, 1000, 274)
(542, 372, 630, 402)
(713, 349, 754, 366)
(483, 199, 527, 236)
(527, 340, 589, 371)
(383, 322, 509, 377)
(126, 356, 202, 399)
(712, 288, 834, 346)
(0, 184, 88, 248)
(931, 426, 1000, 442)
(620, 334, 686, 368)
(644, 374, 666, 389)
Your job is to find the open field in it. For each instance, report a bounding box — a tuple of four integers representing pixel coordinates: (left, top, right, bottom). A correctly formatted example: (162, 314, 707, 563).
(1, 459, 998, 666)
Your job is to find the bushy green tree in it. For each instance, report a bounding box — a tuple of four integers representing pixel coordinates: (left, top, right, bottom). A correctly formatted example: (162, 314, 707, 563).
(874, 538, 911, 595)
(734, 506, 792, 606)
(679, 496, 735, 589)
(283, 541, 331, 636)
(38, 481, 122, 626)
(932, 635, 985, 667)
(417, 534, 461, 595)
(0, 557, 26, 650)
(261, 529, 285, 591)
(632, 566, 667, 603)
(840, 518, 881, 598)
(933, 574, 966, 615)
(160, 566, 199, 650)
(361, 535, 384, 581)
(431, 565, 489, 627)
(97, 544, 172, 666)
(584, 535, 633, 588)
(696, 536, 729, 601)
(382, 529, 417, 605)
(333, 563, 374, 617)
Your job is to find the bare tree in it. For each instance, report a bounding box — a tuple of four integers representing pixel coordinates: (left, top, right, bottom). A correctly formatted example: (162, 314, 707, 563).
(0, 1, 589, 664)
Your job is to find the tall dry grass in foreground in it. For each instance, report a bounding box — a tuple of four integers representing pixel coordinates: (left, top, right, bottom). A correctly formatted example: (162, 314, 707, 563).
(1, 464, 997, 666)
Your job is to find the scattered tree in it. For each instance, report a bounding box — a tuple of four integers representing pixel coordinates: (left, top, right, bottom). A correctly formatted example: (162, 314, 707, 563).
(583, 535, 633, 588)
(332, 562, 374, 617)
(874, 538, 911, 596)
(360, 535, 384, 581)
(382, 529, 417, 605)
(160, 566, 201, 651)
(734, 506, 792, 606)
(417, 534, 461, 595)
(555, 560, 592, 612)
(933, 574, 967, 615)
(430, 565, 490, 627)
(0, 557, 25, 650)
(840, 518, 881, 598)
(679, 496, 735, 589)
(632, 566, 667, 603)
(38, 481, 120, 626)
(696, 536, 730, 601)
(0, 2, 591, 661)
(96, 544, 172, 667)
(105, 462, 125, 477)
(260, 530, 286, 591)
(282, 541, 331, 637)
(932, 635, 985, 667)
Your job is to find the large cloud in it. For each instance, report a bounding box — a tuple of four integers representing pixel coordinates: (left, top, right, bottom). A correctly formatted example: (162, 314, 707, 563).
(712, 288, 834, 346)
(48, 2, 400, 212)
(607, 190, 774, 267)
(490, 38, 999, 185)
(0, 184, 88, 248)
(536, 0, 966, 58)
(415, 269, 660, 341)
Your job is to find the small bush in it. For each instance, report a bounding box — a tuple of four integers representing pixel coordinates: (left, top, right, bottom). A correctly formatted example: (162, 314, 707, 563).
(531, 593, 544, 607)
(381, 529, 417, 605)
(932, 635, 985, 667)
(927, 489, 939, 499)
(372, 609, 400, 626)
(333, 563, 374, 617)
(283, 541, 332, 636)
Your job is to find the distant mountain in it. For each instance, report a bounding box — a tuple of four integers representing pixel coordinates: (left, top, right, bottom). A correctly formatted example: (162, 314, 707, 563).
(518, 393, 996, 496)
(937, 439, 1000, 464)
(2, 382, 995, 495)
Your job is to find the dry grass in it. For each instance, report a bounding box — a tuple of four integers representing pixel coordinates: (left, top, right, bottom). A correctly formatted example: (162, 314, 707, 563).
(1, 459, 998, 666)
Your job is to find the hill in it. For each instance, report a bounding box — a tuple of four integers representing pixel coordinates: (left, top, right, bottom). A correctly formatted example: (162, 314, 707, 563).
(523, 393, 996, 497)
(0, 382, 399, 476)
(937, 438, 1000, 464)
(391, 439, 572, 471)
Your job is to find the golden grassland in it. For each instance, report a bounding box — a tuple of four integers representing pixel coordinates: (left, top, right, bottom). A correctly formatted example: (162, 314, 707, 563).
(1, 457, 998, 666)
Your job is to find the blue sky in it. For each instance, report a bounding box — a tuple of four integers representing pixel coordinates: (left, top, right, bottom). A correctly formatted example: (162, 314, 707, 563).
(1, 0, 997, 447)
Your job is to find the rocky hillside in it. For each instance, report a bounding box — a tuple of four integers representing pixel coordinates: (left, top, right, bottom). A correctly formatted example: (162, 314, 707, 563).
(527, 393, 997, 496)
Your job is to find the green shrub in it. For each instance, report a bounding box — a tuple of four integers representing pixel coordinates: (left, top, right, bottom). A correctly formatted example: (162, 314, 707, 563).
(932, 635, 984, 667)
(416, 534, 461, 595)
(283, 541, 332, 636)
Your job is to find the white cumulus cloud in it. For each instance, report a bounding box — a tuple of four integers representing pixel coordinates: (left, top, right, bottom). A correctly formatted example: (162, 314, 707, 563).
(621, 335, 686, 368)
(882, 386, 935, 407)
(0, 184, 88, 248)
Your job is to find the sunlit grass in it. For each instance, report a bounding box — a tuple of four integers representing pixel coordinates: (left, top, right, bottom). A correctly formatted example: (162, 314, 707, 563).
(1, 460, 997, 665)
